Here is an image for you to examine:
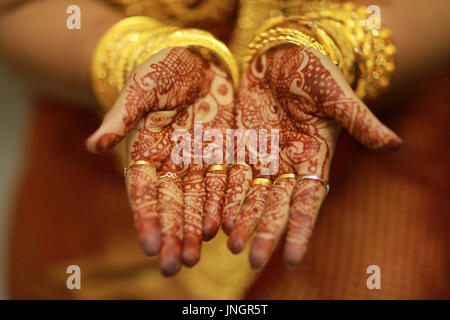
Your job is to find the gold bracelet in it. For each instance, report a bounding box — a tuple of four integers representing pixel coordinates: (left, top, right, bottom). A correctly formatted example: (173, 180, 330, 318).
(253, 15, 355, 84)
(141, 28, 239, 91)
(92, 16, 239, 111)
(243, 27, 328, 72)
(243, 2, 396, 100)
(92, 16, 166, 110)
(307, 3, 396, 99)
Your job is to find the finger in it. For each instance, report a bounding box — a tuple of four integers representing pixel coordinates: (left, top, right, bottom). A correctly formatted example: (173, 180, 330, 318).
(126, 164, 160, 256)
(86, 47, 204, 153)
(248, 177, 296, 269)
(322, 95, 402, 151)
(86, 71, 159, 154)
(222, 165, 253, 235)
(227, 183, 270, 254)
(267, 45, 401, 151)
(158, 170, 184, 277)
(181, 164, 207, 267)
(202, 167, 228, 241)
(284, 178, 327, 268)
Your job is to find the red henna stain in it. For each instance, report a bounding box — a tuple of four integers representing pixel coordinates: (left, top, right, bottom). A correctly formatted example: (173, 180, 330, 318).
(218, 83, 228, 95)
(95, 133, 124, 153)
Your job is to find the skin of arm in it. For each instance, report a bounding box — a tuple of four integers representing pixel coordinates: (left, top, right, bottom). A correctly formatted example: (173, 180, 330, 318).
(0, 0, 124, 105)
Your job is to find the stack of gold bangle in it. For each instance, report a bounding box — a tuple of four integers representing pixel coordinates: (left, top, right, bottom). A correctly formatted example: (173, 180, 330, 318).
(243, 2, 396, 100)
(92, 16, 239, 111)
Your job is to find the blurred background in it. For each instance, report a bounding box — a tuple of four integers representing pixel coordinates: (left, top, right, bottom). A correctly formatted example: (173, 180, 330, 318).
(0, 62, 29, 299)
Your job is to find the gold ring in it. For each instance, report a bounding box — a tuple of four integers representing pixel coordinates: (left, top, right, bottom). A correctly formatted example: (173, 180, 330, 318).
(159, 172, 182, 184)
(124, 160, 155, 176)
(251, 178, 273, 188)
(230, 163, 252, 171)
(207, 164, 228, 172)
(274, 173, 296, 184)
(297, 175, 330, 193)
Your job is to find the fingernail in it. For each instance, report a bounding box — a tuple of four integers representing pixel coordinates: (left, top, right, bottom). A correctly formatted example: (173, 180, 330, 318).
(249, 238, 272, 269)
(138, 217, 161, 256)
(139, 231, 161, 256)
(284, 243, 307, 269)
(202, 216, 220, 241)
(227, 235, 245, 254)
(222, 218, 235, 236)
(160, 237, 181, 277)
(181, 235, 201, 268)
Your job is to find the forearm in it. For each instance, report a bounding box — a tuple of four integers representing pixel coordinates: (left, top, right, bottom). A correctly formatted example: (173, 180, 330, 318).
(355, 0, 450, 86)
(0, 0, 125, 105)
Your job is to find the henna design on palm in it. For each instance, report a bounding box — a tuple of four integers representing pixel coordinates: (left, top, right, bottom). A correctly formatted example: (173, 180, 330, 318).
(88, 47, 234, 276)
(224, 44, 402, 270)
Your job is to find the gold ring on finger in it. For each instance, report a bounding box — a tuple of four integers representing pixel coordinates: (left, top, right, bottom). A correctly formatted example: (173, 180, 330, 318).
(207, 164, 228, 172)
(273, 173, 296, 185)
(251, 177, 273, 188)
(159, 171, 182, 184)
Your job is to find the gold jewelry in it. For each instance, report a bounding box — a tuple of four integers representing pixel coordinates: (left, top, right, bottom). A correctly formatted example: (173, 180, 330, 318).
(249, 16, 348, 81)
(143, 29, 239, 91)
(159, 172, 182, 184)
(273, 173, 296, 184)
(92, 16, 166, 109)
(92, 16, 239, 111)
(124, 160, 156, 176)
(207, 164, 228, 172)
(229, 0, 337, 66)
(251, 178, 273, 188)
(243, 2, 396, 100)
(297, 174, 330, 193)
(243, 27, 328, 71)
(303, 2, 396, 99)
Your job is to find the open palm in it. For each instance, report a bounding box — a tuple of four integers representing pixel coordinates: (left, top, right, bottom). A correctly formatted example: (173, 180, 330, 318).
(87, 47, 234, 276)
(223, 44, 402, 269)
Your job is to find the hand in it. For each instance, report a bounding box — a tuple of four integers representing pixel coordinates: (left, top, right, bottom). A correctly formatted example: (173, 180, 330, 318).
(86, 47, 234, 276)
(222, 44, 402, 269)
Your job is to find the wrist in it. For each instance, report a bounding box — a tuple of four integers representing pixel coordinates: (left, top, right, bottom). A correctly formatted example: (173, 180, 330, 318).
(91, 16, 238, 112)
(243, 1, 397, 100)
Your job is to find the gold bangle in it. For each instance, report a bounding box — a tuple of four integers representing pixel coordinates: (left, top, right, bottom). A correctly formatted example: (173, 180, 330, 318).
(207, 164, 228, 172)
(273, 173, 296, 184)
(251, 178, 273, 188)
(254, 15, 353, 84)
(243, 27, 328, 72)
(92, 16, 164, 110)
(305, 2, 396, 99)
(92, 17, 239, 111)
(145, 29, 239, 91)
(243, 2, 397, 100)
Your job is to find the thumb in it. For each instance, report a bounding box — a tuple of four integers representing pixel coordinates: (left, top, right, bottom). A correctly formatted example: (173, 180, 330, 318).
(86, 47, 204, 153)
(322, 94, 402, 151)
(86, 72, 156, 153)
